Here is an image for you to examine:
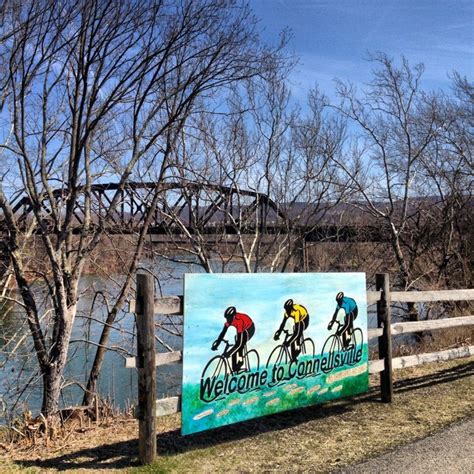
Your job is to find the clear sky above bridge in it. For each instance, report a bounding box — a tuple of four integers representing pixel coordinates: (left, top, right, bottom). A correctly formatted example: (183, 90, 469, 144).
(250, 0, 473, 100)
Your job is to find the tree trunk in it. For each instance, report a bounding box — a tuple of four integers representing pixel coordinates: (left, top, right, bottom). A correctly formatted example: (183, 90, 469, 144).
(82, 307, 119, 406)
(0, 241, 11, 288)
(293, 236, 307, 272)
(41, 365, 63, 417)
(41, 305, 76, 419)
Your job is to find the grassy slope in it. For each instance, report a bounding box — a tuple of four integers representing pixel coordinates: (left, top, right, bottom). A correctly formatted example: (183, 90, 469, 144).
(1, 357, 473, 473)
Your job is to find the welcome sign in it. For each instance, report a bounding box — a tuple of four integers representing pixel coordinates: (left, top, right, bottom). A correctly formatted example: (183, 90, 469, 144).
(181, 273, 369, 435)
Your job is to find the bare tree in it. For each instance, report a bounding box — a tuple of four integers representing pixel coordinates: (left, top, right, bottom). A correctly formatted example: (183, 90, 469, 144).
(332, 54, 440, 291)
(330, 54, 472, 325)
(415, 74, 473, 288)
(154, 71, 349, 274)
(0, 0, 282, 420)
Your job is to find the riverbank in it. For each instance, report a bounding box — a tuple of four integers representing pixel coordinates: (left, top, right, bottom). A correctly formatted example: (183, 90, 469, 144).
(0, 235, 398, 282)
(1, 357, 472, 473)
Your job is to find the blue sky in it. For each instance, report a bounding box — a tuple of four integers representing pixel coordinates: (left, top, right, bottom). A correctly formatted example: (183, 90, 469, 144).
(250, 0, 473, 100)
(182, 273, 368, 380)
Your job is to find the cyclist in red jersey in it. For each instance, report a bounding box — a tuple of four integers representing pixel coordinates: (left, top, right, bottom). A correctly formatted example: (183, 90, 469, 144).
(211, 306, 255, 373)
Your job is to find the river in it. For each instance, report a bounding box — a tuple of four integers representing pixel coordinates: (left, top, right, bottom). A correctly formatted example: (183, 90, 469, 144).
(0, 258, 196, 422)
(0, 260, 389, 423)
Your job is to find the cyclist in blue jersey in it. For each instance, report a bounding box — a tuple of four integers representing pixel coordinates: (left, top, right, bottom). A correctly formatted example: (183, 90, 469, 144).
(327, 292, 358, 349)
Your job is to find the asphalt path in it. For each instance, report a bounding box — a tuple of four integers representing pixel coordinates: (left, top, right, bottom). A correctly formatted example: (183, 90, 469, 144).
(341, 417, 474, 474)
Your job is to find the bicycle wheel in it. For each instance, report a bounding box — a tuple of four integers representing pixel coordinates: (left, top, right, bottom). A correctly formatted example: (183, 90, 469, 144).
(321, 334, 341, 357)
(266, 344, 289, 370)
(201, 354, 229, 382)
(301, 337, 315, 357)
(321, 334, 342, 374)
(245, 349, 260, 372)
(350, 328, 363, 353)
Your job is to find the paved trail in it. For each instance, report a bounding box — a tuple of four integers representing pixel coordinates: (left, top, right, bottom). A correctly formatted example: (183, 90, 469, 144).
(341, 417, 474, 473)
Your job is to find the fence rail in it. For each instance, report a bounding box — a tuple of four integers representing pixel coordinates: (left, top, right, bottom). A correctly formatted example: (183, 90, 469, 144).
(368, 345, 474, 373)
(128, 273, 474, 464)
(128, 289, 474, 316)
(367, 315, 474, 340)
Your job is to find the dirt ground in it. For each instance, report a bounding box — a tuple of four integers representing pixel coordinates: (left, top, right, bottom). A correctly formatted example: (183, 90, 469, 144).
(1, 357, 473, 473)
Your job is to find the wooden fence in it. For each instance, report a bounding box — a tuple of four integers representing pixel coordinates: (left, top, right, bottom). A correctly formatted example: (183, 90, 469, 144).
(126, 272, 474, 463)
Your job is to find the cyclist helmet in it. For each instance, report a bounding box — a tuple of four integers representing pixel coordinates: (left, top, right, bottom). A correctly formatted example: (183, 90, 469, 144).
(224, 306, 236, 321)
(284, 299, 293, 311)
(336, 291, 344, 303)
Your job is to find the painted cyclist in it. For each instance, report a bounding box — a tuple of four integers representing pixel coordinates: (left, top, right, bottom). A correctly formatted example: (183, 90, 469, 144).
(327, 291, 358, 349)
(274, 299, 310, 362)
(211, 306, 255, 373)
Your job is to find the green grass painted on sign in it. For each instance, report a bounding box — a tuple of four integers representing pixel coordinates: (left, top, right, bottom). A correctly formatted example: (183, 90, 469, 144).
(182, 345, 369, 435)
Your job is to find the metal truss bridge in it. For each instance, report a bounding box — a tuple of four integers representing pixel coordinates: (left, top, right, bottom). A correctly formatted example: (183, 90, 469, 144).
(1, 181, 382, 242)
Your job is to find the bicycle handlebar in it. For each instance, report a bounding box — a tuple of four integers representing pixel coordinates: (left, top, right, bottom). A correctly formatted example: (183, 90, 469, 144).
(220, 339, 235, 357)
(221, 339, 231, 349)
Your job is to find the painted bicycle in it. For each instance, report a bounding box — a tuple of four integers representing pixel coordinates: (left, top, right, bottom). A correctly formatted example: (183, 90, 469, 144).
(202, 339, 260, 382)
(321, 324, 363, 360)
(266, 329, 315, 371)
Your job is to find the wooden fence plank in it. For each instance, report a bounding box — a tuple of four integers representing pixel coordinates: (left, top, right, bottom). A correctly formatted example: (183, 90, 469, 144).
(128, 290, 474, 314)
(156, 351, 183, 365)
(391, 315, 474, 335)
(126, 316, 473, 368)
(126, 314, 474, 367)
(138, 346, 474, 384)
(129, 296, 183, 315)
(367, 291, 381, 305)
(369, 359, 385, 374)
(367, 316, 474, 341)
(126, 315, 474, 368)
(369, 345, 473, 374)
(155, 396, 181, 417)
(391, 289, 474, 303)
(391, 345, 473, 369)
(126, 350, 183, 369)
(368, 328, 383, 339)
(155, 296, 183, 314)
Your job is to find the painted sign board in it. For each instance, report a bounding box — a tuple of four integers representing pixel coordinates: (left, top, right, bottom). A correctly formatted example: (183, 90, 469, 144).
(181, 273, 369, 435)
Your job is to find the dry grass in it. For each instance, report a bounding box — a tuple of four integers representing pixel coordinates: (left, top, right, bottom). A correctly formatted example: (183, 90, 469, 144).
(1, 357, 473, 473)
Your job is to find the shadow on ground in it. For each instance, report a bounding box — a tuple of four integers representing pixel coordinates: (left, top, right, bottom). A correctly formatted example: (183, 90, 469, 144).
(16, 360, 473, 471)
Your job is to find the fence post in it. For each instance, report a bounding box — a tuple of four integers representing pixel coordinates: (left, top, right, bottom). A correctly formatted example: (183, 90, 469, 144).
(376, 273, 393, 402)
(136, 273, 157, 464)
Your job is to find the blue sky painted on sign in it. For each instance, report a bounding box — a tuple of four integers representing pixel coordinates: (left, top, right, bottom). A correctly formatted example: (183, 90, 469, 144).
(250, 0, 473, 100)
(182, 272, 367, 380)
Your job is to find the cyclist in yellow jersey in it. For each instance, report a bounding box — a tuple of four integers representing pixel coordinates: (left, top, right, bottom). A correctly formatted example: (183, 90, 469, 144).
(274, 299, 310, 362)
